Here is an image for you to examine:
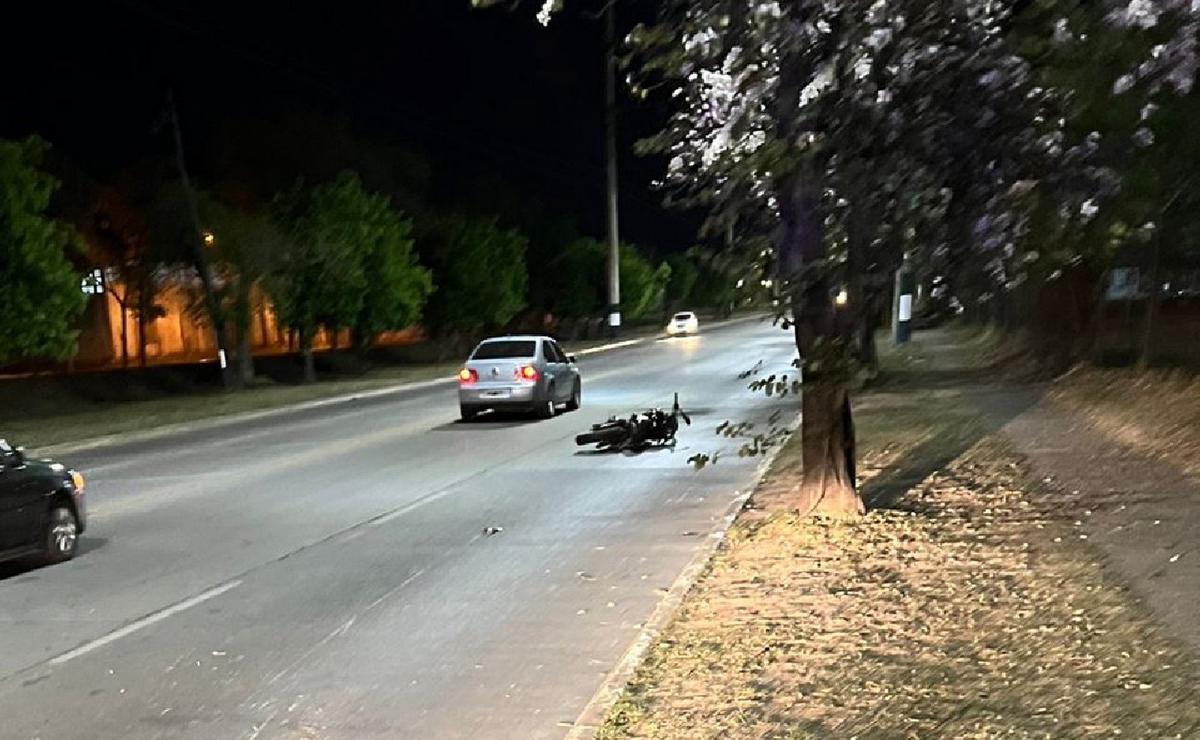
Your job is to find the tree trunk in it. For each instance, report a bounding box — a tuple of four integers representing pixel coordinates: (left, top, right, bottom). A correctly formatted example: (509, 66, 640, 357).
(137, 308, 147, 369)
(1137, 232, 1162, 371)
(859, 306, 880, 377)
(238, 331, 254, 386)
(118, 300, 129, 370)
(778, 175, 864, 517)
(166, 90, 234, 389)
(1091, 270, 1110, 364)
(348, 328, 369, 374)
(299, 326, 316, 384)
(235, 280, 255, 386)
(799, 380, 862, 514)
(766, 3, 863, 517)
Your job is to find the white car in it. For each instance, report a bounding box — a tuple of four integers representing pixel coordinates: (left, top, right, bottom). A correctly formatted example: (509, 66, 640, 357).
(666, 311, 700, 336)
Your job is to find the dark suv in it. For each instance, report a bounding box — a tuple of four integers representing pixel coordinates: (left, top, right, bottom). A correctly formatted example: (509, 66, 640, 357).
(0, 439, 87, 565)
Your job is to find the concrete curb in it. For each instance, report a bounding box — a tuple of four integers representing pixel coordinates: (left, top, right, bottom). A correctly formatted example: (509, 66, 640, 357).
(32, 375, 458, 459)
(33, 314, 767, 459)
(564, 412, 797, 740)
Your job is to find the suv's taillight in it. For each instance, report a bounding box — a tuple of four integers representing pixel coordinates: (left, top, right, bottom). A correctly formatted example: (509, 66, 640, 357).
(458, 368, 478, 385)
(515, 365, 539, 382)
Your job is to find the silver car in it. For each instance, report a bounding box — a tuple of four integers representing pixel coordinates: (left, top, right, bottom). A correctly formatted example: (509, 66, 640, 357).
(457, 335, 582, 421)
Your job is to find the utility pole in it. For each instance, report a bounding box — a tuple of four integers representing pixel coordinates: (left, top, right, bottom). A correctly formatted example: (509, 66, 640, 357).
(165, 90, 234, 389)
(604, 0, 621, 338)
(892, 253, 915, 345)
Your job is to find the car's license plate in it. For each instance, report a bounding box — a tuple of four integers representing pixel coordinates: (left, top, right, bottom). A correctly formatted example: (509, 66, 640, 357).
(483, 390, 510, 399)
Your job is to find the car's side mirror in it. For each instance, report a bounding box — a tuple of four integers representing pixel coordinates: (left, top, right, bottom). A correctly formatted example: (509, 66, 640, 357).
(568, 355, 577, 364)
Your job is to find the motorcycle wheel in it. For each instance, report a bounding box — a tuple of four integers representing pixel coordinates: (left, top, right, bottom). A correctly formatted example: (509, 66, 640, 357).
(575, 427, 628, 446)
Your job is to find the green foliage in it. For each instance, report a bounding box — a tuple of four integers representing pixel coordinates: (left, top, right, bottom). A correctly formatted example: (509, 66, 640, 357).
(545, 238, 606, 319)
(203, 202, 289, 362)
(665, 253, 701, 308)
(619, 244, 671, 320)
(424, 214, 528, 333)
(354, 203, 433, 344)
(269, 171, 431, 347)
(690, 255, 740, 313)
(540, 238, 672, 321)
(0, 137, 86, 364)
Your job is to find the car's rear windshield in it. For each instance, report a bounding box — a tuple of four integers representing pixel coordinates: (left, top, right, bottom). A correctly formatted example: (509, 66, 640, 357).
(673, 313, 694, 321)
(471, 340, 537, 360)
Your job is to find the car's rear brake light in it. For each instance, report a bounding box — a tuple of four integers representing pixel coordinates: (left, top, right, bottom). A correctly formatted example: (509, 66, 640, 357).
(458, 368, 478, 385)
(516, 365, 538, 382)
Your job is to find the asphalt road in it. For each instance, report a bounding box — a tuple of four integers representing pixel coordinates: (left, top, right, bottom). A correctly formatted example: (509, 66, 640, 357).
(0, 318, 798, 739)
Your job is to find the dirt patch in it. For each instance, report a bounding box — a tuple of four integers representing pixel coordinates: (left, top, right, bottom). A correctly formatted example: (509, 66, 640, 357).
(598, 334, 1200, 739)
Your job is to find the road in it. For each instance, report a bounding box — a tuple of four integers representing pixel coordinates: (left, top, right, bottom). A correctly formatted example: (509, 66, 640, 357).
(0, 319, 797, 739)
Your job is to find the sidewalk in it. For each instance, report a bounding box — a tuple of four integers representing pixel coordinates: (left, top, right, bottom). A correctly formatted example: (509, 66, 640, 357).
(1005, 381, 1200, 653)
(595, 328, 1200, 739)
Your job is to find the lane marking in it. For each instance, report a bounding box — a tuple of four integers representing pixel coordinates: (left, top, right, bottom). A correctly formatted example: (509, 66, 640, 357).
(48, 580, 243, 666)
(573, 338, 647, 356)
(365, 569, 425, 613)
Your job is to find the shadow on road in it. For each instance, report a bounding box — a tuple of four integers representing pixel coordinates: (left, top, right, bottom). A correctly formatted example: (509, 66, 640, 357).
(573, 444, 681, 458)
(0, 537, 109, 582)
(429, 411, 549, 432)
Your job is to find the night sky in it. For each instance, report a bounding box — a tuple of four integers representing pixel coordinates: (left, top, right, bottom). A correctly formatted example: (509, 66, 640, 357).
(2, 0, 696, 251)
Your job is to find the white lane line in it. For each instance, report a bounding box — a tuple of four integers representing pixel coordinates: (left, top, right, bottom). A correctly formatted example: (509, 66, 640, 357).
(48, 580, 243, 666)
(574, 338, 648, 356)
(368, 489, 462, 529)
(365, 569, 425, 613)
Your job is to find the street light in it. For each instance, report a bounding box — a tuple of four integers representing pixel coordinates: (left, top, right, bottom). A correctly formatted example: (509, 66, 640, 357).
(203, 231, 215, 247)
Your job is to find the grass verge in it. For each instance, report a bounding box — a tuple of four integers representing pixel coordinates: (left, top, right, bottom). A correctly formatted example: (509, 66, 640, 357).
(598, 334, 1200, 739)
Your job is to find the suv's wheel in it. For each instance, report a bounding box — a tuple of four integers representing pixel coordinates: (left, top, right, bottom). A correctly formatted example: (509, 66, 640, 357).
(566, 381, 581, 411)
(44, 506, 78, 563)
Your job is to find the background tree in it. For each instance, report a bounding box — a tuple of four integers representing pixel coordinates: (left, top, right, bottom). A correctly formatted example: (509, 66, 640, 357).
(422, 214, 528, 338)
(269, 171, 432, 381)
(348, 193, 433, 356)
(1022, 0, 1200, 367)
(545, 237, 607, 320)
(0, 137, 87, 366)
(664, 252, 701, 315)
(82, 179, 173, 371)
(270, 174, 372, 382)
(203, 202, 289, 384)
(618, 243, 671, 320)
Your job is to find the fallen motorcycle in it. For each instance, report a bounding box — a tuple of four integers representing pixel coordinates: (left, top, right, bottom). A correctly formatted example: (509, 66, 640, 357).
(575, 393, 691, 450)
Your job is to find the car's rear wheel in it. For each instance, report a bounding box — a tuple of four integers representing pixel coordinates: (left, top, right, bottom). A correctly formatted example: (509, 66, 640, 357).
(537, 391, 556, 419)
(566, 381, 581, 411)
(43, 506, 78, 563)
(460, 404, 480, 422)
